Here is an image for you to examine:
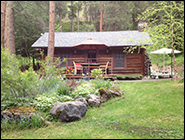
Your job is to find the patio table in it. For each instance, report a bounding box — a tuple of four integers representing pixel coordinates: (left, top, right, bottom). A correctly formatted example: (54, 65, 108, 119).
(81, 63, 101, 74)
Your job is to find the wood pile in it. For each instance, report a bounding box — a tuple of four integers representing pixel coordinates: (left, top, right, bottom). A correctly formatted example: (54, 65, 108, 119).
(144, 52, 152, 76)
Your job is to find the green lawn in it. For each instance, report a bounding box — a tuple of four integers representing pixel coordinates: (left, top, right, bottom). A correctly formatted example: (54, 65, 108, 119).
(1, 80, 184, 139)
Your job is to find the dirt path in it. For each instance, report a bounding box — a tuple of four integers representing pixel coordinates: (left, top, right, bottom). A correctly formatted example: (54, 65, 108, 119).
(115, 77, 183, 82)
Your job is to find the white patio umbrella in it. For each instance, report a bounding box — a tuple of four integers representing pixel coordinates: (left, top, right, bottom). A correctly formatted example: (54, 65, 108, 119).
(150, 48, 181, 71)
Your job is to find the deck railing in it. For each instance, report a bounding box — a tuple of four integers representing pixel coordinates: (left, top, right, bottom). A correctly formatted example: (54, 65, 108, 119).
(64, 58, 113, 75)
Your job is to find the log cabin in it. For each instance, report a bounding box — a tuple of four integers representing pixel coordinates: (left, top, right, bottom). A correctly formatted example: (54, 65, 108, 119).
(31, 30, 152, 78)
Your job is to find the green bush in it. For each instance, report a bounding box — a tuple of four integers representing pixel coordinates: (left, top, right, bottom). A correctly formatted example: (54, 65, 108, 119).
(1, 93, 31, 111)
(31, 92, 72, 112)
(56, 80, 80, 96)
(72, 83, 99, 98)
(1, 46, 65, 111)
(90, 79, 112, 89)
(90, 69, 104, 79)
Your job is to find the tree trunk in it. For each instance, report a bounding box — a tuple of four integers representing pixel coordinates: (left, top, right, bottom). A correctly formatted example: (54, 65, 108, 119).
(100, 4, 103, 32)
(4, 1, 15, 55)
(89, 1, 92, 24)
(47, 1, 55, 65)
(77, 10, 79, 32)
(1, 1, 6, 46)
(59, 13, 63, 32)
(170, 1, 177, 81)
(71, 1, 74, 32)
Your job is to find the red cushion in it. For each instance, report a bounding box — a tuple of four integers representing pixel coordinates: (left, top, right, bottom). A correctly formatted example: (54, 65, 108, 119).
(75, 63, 82, 70)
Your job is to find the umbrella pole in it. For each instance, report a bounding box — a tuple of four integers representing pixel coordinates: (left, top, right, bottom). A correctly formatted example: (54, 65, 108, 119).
(163, 53, 165, 72)
(171, 52, 173, 81)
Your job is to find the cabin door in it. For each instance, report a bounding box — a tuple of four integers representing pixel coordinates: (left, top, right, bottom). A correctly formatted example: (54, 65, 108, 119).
(87, 50, 96, 62)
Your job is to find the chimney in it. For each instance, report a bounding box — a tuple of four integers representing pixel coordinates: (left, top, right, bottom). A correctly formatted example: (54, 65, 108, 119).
(100, 4, 104, 32)
(138, 20, 147, 32)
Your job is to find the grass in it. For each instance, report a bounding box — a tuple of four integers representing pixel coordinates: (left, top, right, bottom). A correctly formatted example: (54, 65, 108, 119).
(1, 80, 184, 139)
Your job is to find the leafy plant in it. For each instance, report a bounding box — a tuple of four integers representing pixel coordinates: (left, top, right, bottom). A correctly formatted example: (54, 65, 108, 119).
(1, 114, 45, 131)
(90, 79, 112, 89)
(1, 46, 65, 111)
(31, 92, 72, 112)
(72, 83, 99, 98)
(90, 69, 104, 79)
(56, 80, 80, 96)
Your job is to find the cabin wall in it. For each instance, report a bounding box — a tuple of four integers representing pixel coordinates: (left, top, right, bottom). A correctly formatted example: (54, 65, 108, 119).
(109, 47, 144, 76)
(48, 46, 145, 76)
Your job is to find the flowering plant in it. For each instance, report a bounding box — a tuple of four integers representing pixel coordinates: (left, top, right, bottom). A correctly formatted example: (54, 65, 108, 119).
(67, 67, 73, 74)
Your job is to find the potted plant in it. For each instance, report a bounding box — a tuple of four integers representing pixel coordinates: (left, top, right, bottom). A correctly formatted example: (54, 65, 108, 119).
(67, 67, 73, 75)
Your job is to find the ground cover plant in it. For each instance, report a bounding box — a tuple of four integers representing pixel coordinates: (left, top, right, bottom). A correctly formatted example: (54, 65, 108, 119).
(1, 79, 184, 139)
(1, 48, 114, 129)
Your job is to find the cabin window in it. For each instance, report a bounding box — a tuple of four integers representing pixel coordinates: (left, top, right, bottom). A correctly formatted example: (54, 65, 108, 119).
(88, 50, 96, 62)
(60, 52, 70, 67)
(114, 51, 124, 68)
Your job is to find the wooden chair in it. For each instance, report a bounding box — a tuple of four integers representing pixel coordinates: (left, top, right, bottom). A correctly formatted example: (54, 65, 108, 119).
(73, 61, 83, 75)
(99, 61, 109, 75)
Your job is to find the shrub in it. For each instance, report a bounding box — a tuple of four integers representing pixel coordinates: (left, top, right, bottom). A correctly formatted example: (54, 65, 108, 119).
(31, 92, 72, 112)
(56, 80, 80, 96)
(1, 93, 31, 111)
(90, 79, 112, 89)
(1, 47, 65, 111)
(90, 69, 104, 79)
(72, 83, 99, 98)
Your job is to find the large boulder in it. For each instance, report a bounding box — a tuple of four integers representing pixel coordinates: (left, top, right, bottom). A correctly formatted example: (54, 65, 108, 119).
(50, 101, 88, 122)
(87, 94, 101, 107)
(1, 106, 51, 125)
(99, 88, 112, 103)
(1, 106, 36, 122)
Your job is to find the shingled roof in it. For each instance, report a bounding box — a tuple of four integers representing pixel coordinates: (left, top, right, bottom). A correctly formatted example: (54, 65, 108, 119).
(31, 30, 152, 48)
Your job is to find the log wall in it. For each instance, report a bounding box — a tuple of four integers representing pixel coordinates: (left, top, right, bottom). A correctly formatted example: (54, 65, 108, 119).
(42, 46, 145, 76)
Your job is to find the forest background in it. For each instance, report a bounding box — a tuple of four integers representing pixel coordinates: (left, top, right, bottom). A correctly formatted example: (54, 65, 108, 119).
(1, 1, 184, 70)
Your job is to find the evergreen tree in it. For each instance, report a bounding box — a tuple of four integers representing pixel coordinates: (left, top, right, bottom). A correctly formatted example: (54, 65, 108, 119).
(55, 1, 68, 32)
(4, 1, 16, 55)
(1, 1, 6, 46)
(68, 1, 77, 32)
(47, 1, 55, 65)
(75, 1, 83, 32)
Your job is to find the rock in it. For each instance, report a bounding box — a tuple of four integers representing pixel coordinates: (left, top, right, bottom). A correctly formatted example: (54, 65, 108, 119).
(1, 107, 37, 122)
(111, 84, 124, 95)
(50, 101, 88, 122)
(87, 94, 101, 107)
(108, 87, 122, 97)
(1, 106, 50, 125)
(113, 81, 120, 84)
(99, 88, 112, 103)
(74, 97, 88, 106)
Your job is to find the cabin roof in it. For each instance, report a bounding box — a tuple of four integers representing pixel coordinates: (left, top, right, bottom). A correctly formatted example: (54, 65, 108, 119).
(31, 30, 153, 48)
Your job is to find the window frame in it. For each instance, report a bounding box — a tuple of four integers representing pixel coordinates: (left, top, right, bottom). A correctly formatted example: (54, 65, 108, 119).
(113, 50, 127, 69)
(60, 51, 71, 68)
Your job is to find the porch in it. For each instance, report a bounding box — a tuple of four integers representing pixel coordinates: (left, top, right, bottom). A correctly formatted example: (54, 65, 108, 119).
(65, 74, 116, 81)
(64, 57, 113, 75)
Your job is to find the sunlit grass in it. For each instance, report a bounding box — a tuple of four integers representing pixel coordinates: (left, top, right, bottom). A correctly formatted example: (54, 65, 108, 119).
(1, 80, 184, 139)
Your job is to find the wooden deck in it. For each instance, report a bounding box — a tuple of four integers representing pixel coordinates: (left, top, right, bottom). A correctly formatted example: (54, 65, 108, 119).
(65, 58, 113, 75)
(65, 74, 116, 81)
